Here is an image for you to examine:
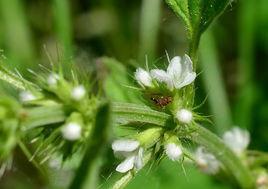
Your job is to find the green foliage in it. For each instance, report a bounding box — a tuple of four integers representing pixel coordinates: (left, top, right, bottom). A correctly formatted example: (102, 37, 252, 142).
(0, 1, 267, 189)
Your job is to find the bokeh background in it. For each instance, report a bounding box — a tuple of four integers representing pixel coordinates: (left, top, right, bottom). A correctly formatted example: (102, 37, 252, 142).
(0, 0, 267, 188)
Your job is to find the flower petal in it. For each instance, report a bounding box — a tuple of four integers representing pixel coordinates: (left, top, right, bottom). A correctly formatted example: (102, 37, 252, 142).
(182, 54, 194, 74)
(134, 148, 144, 170)
(172, 54, 196, 89)
(134, 68, 152, 87)
(150, 69, 173, 90)
(174, 72, 196, 89)
(116, 156, 135, 173)
(112, 139, 140, 153)
(167, 56, 182, 81)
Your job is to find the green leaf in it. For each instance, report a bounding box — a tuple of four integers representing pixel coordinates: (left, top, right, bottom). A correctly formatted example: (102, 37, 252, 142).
(112, 102, 171, 126)
(69, 102, 112, 189)
(165, 0, 230, 50)
(22, 105, 66, 130)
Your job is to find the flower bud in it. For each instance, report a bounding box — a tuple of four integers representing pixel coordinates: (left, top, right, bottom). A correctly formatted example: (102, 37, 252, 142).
(176, 109, 193, 124)
(195, 147, 220, 174)
(134, 68, 153, 88)
(165, 143, 182, 161)
(71, 85, 86, 101)
(19, 91, 36, 102)
(223, 127, 250, 155)
(61, 122, 82, 141)
(47, 73, 59, 86)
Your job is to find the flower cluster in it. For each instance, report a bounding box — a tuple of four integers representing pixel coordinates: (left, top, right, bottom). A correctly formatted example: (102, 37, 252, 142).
(135, 54, 195, 124)
(111, 55, 197, 174)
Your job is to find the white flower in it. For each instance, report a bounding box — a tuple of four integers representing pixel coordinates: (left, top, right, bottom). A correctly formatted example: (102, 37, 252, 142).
(61, 122, 82, 141)
(47, 73, 59, 86)
(195, 147, 220, 174)
(134, 68, 153, 88)
(165, 143, 183, 161)
(19, 91, 36, 102)
(112, 139, 143, 173)
(71, 85, 86, 100)
(150, 54, 196, 90)
(223, 127, 250, 155)
(176, 109, 193, 124)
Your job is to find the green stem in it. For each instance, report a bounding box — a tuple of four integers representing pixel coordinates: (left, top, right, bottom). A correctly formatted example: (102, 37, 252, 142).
(188, 33, 200, 70)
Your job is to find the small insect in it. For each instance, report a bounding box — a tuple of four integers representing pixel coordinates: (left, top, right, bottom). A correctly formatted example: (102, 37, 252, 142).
(150, 94, 172, 108)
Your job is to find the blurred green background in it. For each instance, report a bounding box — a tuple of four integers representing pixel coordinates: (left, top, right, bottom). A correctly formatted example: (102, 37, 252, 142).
(0, 0, 267, 188)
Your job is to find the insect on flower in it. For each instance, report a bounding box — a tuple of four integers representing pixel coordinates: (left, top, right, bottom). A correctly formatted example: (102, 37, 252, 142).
(150, 94, 172, 108)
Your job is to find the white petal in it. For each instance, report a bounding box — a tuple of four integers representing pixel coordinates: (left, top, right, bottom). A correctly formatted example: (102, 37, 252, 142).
(134, 68, 152, 87)
(174, 54, 196, 89)
(175, 72, 196, 89)
(116, 156, 135, 173)
(150, 69, 173, 90)
(165, 143, 182, 161)
(167, 56, 182, 80)
(134, 148, 144, 170)
(112, 139, 140, 153)
(223, 127, 250, 155)
(182, 54, 194, 73)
